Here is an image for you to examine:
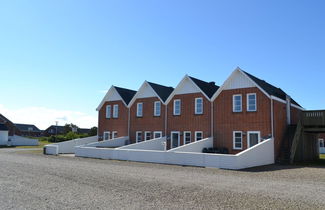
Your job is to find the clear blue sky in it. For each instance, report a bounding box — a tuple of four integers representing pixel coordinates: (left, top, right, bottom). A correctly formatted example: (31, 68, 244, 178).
(0, 0, 324, 129)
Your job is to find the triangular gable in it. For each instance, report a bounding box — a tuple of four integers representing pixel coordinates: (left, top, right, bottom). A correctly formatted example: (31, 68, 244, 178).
(96, 86, 126, 111)
(128, 81, 165, 107)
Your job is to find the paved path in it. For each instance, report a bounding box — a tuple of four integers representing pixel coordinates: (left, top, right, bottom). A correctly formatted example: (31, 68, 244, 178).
(0, 149, 324, 209)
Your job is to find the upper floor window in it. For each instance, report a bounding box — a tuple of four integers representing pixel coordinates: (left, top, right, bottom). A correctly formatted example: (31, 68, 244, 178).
(195, 98, 203, 114)
(247, 93, 257, 112)
(233, 131, 243, 150)
(106, 105, 111, 118)
(233, 94, 242, 112)
(137, 103, 143, 117)
(173, 99, 181, 115)
(154, 101, 161, 116)
(113, 104, 119, 118)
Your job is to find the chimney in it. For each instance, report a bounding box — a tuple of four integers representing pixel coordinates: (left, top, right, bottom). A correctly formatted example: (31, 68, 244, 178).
(209, 82, 216, 86)
(286, 95, 291, 125)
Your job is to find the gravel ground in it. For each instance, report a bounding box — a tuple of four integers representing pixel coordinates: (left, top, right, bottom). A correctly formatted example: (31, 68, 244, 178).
(0, 149, 324, 210)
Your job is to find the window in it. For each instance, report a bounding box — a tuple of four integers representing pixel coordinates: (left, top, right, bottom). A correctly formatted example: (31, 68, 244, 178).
(233, 94, 242, 112)
(247, 93, 257, 112)
(247, 131, 261, 148)
(145, 131, 151, 141)
(320, 139, 324, 148)
(154, 101, 161, 116)
(137, 103, 143, 117)
(173, 99, 181, 115)
(28, 127, 33, 131)
(103, 131, 110, 141)
(195, 98, 203, 114)
(195, 131, 203, 141)
(233, 131, 243, 150)
(153, 131, 162, 139)
(184, 131, 191, 144)
(136, 131, 142, 143)
(113, 105, 118, 118)
(106, 105, 111, 118)
(112, 131, 117, 139)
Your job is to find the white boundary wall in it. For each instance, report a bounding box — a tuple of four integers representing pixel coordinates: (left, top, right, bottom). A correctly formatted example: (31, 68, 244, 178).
(168, 138, 212, 152)
(45, 136, 98, 155)
(75, 138, 275, 170)
(85, 136, 129, 148)
(118, 137, 166, 151)
(0, 131, 9, 145)
(9, 135, 39, 146)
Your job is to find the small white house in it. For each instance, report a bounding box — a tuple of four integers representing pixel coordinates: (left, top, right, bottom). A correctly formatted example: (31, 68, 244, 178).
(0, 124, 9, 145)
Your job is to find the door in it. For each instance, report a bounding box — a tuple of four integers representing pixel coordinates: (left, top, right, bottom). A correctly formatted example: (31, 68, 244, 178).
(171, 132, 180, 148)
(247, 131, 260, 148)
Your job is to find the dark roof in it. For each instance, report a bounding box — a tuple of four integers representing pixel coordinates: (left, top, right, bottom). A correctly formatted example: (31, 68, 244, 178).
(114, 86, 137, 105)
(0, 114, 14, 125)
(189, 76, 220, 98)
(242, 71, 301, 107)
(147, 82, 174, 102)
(78, 128, 90, 134)
(0, 124, 8, 131)
(15, 124, 41, 132)
(45, 125, 65, 133)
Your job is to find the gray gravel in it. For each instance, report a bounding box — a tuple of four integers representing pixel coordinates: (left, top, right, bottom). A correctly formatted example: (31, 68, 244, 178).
(0, 149, 324, 210)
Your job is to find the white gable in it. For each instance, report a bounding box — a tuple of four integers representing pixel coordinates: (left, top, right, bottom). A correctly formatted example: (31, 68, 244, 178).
(223, 70, 256, 90)
(173, 77, 201, 95)
(96, 86, 124, 111)
(136, 82, 157, 99)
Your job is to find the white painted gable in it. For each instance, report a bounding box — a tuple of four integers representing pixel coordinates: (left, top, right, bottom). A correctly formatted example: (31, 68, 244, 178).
(223, 70, 256, 90)
(173, 77, 200, 95)
(136, 82, 156, 99)
(107, 88, 123, 102)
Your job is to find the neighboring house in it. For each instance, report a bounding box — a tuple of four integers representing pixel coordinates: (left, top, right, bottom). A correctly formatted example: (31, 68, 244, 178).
(15, 123, 42, 137)
(43, 125, 65, 136)
(165, 75, 219, 149)
(128, 81, 174, 143)
(212, 68, 303, 158)
(97, 86, 136, 141)
(78, 128, 91, 135)
(0, 124, 9, 145)
(0, 114, 20, 136)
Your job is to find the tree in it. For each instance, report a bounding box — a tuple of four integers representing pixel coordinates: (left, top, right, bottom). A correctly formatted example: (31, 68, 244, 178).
(63, 123, 79, 134)
(89, 126, 97, 136)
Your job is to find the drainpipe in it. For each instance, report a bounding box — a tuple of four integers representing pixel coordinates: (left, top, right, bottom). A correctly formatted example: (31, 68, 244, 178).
(271, 98, 274, 138)
(164, 104, 168, 137)
(210, 101, 214, 139)
(286, 95, 291, 125)
(127, 106, 130, 139)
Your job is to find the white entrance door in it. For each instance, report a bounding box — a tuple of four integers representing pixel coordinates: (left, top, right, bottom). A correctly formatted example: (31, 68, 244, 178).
(247, 131, 260, 148)
(171, 132, 180, 148)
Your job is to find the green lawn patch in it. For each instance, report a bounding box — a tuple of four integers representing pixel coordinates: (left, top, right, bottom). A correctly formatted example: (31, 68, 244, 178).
(320, 154, 325, 159)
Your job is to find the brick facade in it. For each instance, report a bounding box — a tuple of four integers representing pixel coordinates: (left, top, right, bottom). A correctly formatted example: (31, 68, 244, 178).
(98, 100, 129, 140)
(129, 97, 166, 143)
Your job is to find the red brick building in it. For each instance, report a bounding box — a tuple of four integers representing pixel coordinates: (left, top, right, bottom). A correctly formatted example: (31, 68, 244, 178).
(165, 75, 219, 148)
(212, 68, 303, 157)
(128, 81, 174, 143)
(97, 86, 136, 141)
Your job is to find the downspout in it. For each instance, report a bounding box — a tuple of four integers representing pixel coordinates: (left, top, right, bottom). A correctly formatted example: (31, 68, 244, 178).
(127, 106, 130, 139)
(271, 97, 274, 138)
(210, 101, 214, 139)
(164, 104, 168, 137)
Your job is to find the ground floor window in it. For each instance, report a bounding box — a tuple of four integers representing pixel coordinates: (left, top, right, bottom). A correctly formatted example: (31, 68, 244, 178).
(145, 131, 151, 141)
(247, 131, 261, 148)
(184, 131, 191, 144)
(195, 131, 203, 141)
(103, 131, 110, 141)
(112, 131, 117, 139)
(153, 131, 162, 139)
(136, 131, 142, 143)
(233, 131, 243, 150)
(320, 139, 324, 147)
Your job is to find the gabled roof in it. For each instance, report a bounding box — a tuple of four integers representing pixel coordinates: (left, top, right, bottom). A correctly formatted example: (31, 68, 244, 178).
(189, 76, 220, 98)
(165, 75, 219, 104)
(147, 82, 174, 102)
(45, 125, 65, 133)
(0, 114, 14, 125)
(97, 86, 137, 111)
(15, 124, 41, 132)
(0, 123, 8, 131)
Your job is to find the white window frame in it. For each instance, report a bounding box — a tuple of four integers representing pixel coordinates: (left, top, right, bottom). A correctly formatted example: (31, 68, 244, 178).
(173, 99, 181, 116)
(106, 105, 111, 119)
(144, 131, 151, 141)
(153, 131, 163, 139)
(112, 131, 117, 139)
(233, 131, 243, 150)
(195, 131, 203, 141)
(171, 131, 180, 148)
(319, 139, 324, 148)
(136, 131, 142, 143)
(113, 104, 119, 118)
(137, 103, 143, 117)
(233, 94, 242, 112)
(247, 93, 257, 112)
(195, 97, 203, 114)
(184, 131, 191, 144)
(154, 101, 161, 116)
(103, 131, 110, 141)
(247, 131, 261, 148)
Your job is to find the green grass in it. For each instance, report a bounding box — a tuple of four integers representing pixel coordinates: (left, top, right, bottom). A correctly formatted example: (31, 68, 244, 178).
(15, 140, 51, 149)
(320, 154, 325, 159)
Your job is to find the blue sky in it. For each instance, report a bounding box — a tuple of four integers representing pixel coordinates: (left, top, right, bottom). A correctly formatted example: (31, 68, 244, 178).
(0, 0, 324, 129)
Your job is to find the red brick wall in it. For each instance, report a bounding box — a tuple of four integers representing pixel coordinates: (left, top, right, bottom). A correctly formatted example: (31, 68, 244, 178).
(291, 106, 302, 125)
(98, 100, 128, 140)
(272, 100, 287, 158)
(167, 93, 212, 147)
(214, 87, 272, 154)
(129, 97, 166, 143)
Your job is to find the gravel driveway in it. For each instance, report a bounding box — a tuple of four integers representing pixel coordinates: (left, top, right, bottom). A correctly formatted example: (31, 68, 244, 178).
(0, 148, 324, 210)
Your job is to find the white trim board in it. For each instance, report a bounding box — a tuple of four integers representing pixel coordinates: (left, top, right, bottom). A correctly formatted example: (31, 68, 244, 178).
(128, 81, 165, 107)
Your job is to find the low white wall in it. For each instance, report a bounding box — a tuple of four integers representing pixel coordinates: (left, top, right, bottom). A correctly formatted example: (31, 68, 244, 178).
(9, 135, 39, 146)
(45, 145, 59, 155)
(320, 147, 325, 154)
(75, 146, 116, 159)
(45, 136, 98, 155)
(118, 137, 166, 151)
(0, 131, 8, 145)
(168, 137, 213, 153)
(85, 136, 129, 148)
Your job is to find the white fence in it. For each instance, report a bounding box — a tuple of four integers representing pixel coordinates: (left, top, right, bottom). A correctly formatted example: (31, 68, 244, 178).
(44, 136, 98, 155)
(85, 136, 129, 148)
(9, 135, 39, 146)
(75, 137, 275, 170)
(118, 137, 166, 151)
